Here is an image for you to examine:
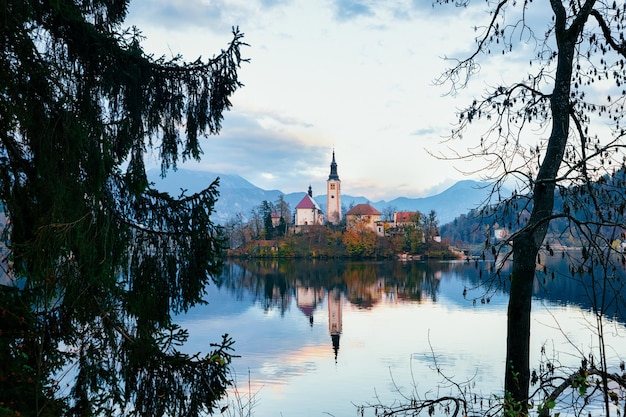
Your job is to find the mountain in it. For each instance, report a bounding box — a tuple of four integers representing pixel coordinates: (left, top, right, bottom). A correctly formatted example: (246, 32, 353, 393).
(379, 180, 495, 224)
(147, 169, 500, 225)
(147, 169, 285, 225)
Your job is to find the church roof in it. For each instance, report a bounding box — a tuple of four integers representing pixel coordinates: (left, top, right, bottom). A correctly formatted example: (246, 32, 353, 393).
(328, 150, 340, 181)
(346, 203, 381, 216)
(296, 193, 322, 211)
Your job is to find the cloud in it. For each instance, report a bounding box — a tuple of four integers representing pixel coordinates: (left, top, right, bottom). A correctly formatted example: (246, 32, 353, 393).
(127, 0, 227, 32)
(182, 111, 331, 192)
(126, 0, 532, 201)
(410, 127, 437, 136)
(259, 0, 292, 7)
(332, 0, 373, 21)
(328, 0, 469, 23)
(126, 0, 294, 34)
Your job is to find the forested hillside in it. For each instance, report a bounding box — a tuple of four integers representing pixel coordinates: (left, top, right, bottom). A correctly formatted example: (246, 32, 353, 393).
(441, 168, 626, 251)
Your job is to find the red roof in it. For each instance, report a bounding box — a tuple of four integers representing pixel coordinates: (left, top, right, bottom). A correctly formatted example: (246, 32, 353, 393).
(395, 212, 419, 223)
(296, 194, 321, 210)
(345, 203, 381, 216)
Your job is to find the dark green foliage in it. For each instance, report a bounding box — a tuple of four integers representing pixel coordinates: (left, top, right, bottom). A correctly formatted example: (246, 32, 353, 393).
(261, 200, 274, 240)
(0, 0, 246, 415)
(277, 216, 287, 236)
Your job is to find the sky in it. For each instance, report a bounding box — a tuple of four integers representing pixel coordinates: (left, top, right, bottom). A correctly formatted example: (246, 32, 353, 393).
(124, 0, 531, 201)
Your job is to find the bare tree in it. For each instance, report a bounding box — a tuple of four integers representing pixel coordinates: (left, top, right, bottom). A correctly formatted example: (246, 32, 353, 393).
(382, 205, 397, 222)
(433, 0, 626, 413)
(249, 206, 264, 240)
(224, 212, 248, 249)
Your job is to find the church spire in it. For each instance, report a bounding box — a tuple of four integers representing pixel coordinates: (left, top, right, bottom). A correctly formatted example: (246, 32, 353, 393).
(326, 149, 341, 224)
(328, 150, 339, 181)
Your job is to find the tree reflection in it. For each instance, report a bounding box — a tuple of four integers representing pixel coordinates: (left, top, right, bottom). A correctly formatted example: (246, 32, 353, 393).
(219, 260, 447, 310)
(216, 258, 626, 325)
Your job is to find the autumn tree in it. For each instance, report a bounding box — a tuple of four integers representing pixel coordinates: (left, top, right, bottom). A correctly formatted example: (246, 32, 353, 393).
(0, 1, 246, 416)
(434, 0, 626, 413)
(392, 211, 424, 254)
(342, 225, 377, 257)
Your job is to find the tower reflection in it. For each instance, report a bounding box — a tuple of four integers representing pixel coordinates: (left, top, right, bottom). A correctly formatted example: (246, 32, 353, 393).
(328, 288, 342, 362)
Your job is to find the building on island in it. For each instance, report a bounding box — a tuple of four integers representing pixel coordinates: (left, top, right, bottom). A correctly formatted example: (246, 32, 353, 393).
(394, 211, 421, 228)
(326, 150, 342, 225)
(345, 203, 382, 233)
(270, 211, 282, 227)
(294, 185, 324, 226)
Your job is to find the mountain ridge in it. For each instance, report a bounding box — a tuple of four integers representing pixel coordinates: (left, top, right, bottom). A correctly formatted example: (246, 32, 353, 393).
(147, 169, 500, 225)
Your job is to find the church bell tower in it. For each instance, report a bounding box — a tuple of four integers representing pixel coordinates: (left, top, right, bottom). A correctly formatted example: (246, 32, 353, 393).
(326, 150, 341, 224)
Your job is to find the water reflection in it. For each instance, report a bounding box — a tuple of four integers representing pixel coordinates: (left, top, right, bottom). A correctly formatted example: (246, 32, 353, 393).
(328, 288, 342, 361)
(179, 258, 625, 417)
(217, 256, 626, 322)
(218, 259, 459, 309)
(214, 260, 462, 364)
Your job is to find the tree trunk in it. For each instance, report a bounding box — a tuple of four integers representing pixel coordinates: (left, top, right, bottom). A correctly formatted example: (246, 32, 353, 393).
(505, 232, 538, 409)
(503, 1, 587, 412)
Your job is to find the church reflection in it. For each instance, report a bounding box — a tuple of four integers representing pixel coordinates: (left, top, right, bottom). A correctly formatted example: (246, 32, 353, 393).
(216, 257, 626, 373)
(228, 259, 449, 362)
(292, 276, 440, 361)
(295, 283, 343, 360)
(328, 288, 342, 362)
(295, 284, 324, 326)
(198, 257, 626, 417)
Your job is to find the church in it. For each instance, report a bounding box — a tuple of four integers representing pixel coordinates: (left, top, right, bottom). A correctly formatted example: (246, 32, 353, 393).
(294, 151, 342, 226)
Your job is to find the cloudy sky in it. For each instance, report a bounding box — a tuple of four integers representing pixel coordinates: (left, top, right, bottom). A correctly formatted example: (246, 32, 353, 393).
(125, 0, 523, 200)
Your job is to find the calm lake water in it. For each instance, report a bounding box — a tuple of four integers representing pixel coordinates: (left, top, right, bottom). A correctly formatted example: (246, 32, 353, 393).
(178, 258, 626, 417)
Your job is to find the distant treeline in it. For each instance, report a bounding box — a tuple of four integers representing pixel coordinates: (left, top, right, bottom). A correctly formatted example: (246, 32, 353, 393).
(441, 168, 626, 251)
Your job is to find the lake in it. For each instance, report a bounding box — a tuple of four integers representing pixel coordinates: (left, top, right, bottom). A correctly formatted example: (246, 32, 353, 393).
(177, 258, 626, 417)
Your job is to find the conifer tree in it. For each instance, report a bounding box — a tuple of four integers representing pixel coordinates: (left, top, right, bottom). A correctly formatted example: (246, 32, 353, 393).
(0, 1, 246, 415)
